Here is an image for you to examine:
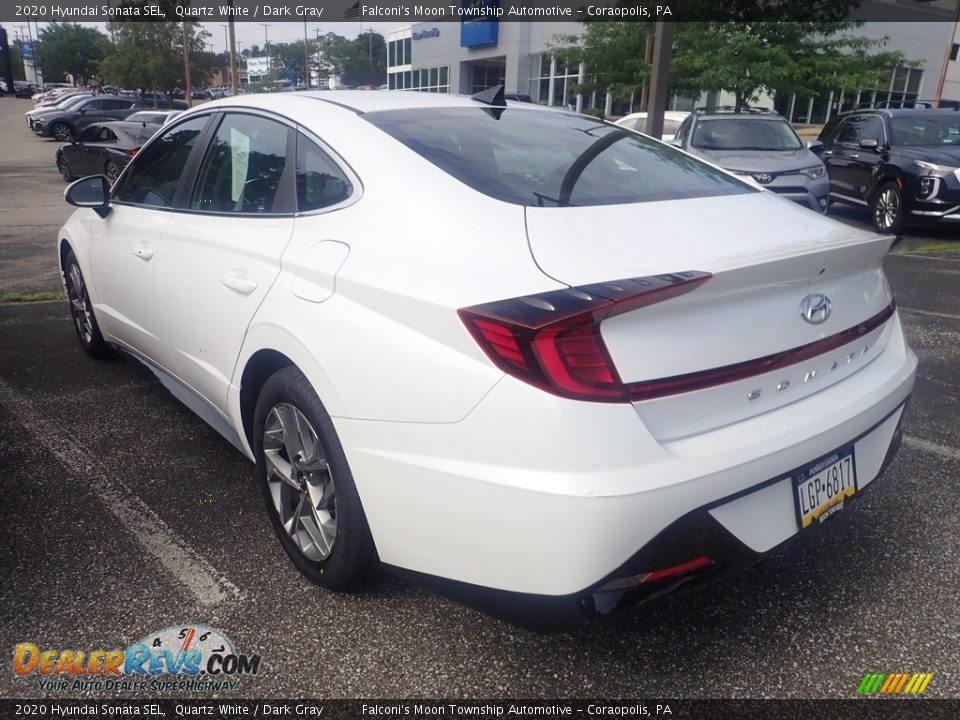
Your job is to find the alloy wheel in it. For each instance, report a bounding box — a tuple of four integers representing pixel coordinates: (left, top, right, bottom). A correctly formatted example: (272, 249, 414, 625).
(262, 402, 337, 562)
(67, 263, 93, 345)
(52, 123, 73, 142)
(874, 187, 900, 231)
(105, 161, 120, 184)
(58, 157, 71, 181)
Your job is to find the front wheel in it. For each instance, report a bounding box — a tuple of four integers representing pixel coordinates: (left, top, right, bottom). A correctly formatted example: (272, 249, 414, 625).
(63, 249, 110, 359)
(51, 122, 74, 142)
(253, 366, 377, 591)
(872, 181, 905, 234)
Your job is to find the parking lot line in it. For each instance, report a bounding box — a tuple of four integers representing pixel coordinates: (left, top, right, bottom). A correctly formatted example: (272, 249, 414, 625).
(896, 253, 960, 264)
(904, 435, 960, 463)
(0, 377, 243, 607)
(899, 306, 960, 322)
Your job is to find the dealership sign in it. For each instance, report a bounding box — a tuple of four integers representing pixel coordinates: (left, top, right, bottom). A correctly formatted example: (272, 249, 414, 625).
(413, 28, 440, 41)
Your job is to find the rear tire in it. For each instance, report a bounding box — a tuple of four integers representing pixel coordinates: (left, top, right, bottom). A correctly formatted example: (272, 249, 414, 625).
(63, 249, 110, 359)
(253, 366, 377, 591)
(871, 181, 904, 234)
(58, 155, 74, 182)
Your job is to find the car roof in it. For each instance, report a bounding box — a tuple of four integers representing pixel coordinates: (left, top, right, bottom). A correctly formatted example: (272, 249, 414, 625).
(840, 108, 959, 118)
(192, 90, 557, 116)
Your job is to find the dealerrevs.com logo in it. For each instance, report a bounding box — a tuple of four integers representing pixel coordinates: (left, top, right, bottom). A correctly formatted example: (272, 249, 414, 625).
(13, 624, 261, 692)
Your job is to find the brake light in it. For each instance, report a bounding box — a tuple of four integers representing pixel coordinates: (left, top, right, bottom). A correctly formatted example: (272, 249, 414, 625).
(458, 271, 711, 402)
(125, 147, 141, 157)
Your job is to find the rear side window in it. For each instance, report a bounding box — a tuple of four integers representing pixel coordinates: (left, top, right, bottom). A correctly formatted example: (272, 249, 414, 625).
(295, 135, 352, 212)
(365, 108, 752, 207)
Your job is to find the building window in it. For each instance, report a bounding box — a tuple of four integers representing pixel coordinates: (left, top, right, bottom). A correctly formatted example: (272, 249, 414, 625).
(406, 65, 450, 93)
(527, 53, 580, 108)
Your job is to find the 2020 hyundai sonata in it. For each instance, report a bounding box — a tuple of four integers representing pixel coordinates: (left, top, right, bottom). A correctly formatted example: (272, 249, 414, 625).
(58, 89, 917, 625)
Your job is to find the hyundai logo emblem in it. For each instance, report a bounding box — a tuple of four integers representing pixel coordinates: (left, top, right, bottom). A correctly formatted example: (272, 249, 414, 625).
(755, 173, 773, 184)
(800, 294, 832, 324)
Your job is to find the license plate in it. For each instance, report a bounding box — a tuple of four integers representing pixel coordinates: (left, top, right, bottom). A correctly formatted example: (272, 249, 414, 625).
(793, 448, 857, 529)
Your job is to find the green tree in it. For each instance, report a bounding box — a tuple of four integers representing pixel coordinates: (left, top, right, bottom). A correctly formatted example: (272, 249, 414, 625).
(100, 21, 213, 100)
(554, 20, 907, 111)
(669, 23, 907, 111)
(35, 22, 110, 84)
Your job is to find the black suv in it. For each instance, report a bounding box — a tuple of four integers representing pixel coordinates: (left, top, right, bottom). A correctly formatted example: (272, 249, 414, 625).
(818, 108, 960, 232)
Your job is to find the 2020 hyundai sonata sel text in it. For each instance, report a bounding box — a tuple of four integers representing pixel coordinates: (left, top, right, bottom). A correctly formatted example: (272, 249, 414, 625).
(57, 90, 916, 625)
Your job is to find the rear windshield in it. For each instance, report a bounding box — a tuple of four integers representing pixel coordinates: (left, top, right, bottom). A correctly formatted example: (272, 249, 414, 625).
(692, 118, 803, 151)
(364, 108, 753, 207)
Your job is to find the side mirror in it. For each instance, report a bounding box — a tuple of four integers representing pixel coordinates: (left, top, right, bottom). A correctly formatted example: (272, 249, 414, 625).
(64, 176, 111, 218)
(69, 136, 77, 145)
(859, 138, 880, 151)
(807, 139, 824, 154)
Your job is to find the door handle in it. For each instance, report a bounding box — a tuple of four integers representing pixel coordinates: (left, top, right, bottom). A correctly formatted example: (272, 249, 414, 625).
(132, 244, 155, 261)
(822, 150, 834, 156)
(220, 271, 258, 295)
(849, 153, 860, 159)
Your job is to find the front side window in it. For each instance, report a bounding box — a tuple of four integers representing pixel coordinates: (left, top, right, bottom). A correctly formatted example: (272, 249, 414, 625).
(114, 115, 209, 208)
(365, 108, 753, 207)
(190, 113, 291, 214)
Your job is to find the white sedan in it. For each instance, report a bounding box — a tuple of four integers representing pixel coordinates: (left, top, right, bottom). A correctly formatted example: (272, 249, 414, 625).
(58, 90, 916, 626)
(614, 110, 690, 140)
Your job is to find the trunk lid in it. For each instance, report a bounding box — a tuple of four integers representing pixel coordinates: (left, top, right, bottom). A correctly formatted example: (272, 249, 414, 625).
(524, 192, 897, 440)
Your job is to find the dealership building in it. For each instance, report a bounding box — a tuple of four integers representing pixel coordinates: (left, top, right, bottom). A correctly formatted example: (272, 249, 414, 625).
(388, 4, 960, 122)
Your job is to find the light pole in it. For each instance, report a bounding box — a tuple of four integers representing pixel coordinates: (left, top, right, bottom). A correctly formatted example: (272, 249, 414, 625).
(315, 28, 323, 89)
(303, 21, 310, 88)
(182, 22, 192, 107)
(259, 23, 272, 72)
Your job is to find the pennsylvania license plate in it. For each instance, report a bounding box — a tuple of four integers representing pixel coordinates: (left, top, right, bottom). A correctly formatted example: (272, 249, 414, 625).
(793, 448, 858, 529)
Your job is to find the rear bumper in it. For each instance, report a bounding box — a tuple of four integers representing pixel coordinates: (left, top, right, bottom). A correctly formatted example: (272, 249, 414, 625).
(333, 313, 917, 615)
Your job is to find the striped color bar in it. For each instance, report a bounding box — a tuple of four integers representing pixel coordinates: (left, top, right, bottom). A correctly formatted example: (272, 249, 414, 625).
(857, 673, 933, 695)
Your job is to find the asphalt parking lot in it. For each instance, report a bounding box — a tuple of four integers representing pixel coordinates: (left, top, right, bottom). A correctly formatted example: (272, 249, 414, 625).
(1, 96, 959, 700)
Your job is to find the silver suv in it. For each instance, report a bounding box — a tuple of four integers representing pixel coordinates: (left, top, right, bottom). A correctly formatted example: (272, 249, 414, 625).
(671, 107, 829, 213)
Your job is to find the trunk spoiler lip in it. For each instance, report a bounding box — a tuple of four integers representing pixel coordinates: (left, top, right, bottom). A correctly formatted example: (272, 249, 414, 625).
(625, 302, 896, 403)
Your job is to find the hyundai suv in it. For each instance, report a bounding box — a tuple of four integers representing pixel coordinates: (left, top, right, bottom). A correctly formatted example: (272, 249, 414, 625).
(817, 108, 960, 233)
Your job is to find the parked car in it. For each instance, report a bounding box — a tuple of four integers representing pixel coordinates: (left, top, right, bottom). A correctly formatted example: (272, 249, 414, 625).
(14, 82, 40, 99)
(57, 91, 915, 626)
(31, 96, 145, 141)
(614, 110, 690, 141)
(26, 93, 92, 128)
(32, 88, 84, 107)
(56, 121, 156, 184)
(138, 92, 190, 110)
(124, 109, 182, 126)
(671, 107, 829, 213)
(817, 107, 960, 233)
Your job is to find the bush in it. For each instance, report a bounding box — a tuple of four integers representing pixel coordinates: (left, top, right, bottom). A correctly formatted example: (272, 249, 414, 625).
(581, 107, 605, 119)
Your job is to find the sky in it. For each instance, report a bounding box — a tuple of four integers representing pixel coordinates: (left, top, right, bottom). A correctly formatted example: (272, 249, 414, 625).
(16, 21, 406, 55)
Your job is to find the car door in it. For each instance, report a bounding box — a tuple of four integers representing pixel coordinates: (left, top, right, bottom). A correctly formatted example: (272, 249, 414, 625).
(154, 111, 296, 413)
(104, 98, 140, 120)
(71, 125, 102, 176)
(88, 114, 213, 369)
(74, 98, 109, 134)
(843, 115, 886, 198)
(822, 115, 868, 200)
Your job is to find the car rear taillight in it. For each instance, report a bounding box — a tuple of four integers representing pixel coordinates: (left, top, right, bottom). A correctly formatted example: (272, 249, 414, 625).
(125, 147, 141, 157)
(458, 271, 711, 402)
